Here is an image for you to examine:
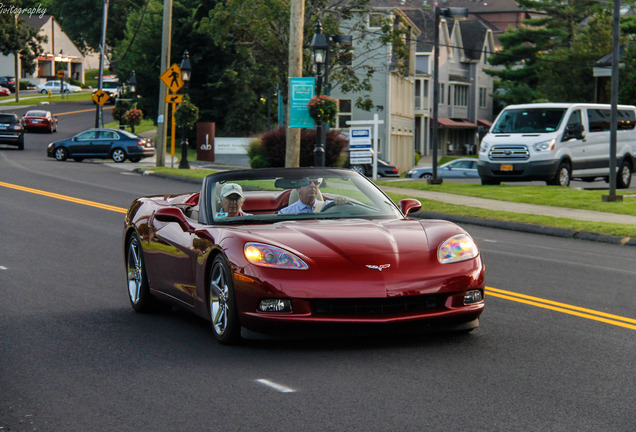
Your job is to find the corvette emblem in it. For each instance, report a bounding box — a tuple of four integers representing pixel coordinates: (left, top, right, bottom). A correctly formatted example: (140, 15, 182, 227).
(366, 264, 390, 271)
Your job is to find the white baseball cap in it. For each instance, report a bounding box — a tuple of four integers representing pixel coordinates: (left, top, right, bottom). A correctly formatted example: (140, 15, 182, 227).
(220, 183, 244, 199)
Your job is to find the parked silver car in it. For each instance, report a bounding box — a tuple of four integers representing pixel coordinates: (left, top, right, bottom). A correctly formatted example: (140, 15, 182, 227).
(36, 80, 82, 94)
(406, 158, 479, 179)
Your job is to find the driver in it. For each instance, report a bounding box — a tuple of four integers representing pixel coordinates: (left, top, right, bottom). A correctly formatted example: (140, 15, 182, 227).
(278, 178, 345, 214)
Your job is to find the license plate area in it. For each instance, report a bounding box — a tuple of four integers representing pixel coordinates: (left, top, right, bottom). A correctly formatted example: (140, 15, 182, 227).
(500, 164, 513, 171)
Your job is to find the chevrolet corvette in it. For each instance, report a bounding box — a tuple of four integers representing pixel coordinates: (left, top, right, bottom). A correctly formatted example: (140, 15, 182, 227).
(124, 167, 485, 344)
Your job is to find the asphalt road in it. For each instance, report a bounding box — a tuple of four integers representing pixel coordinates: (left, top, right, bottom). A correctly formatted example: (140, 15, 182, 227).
(1, 101, 635, 431)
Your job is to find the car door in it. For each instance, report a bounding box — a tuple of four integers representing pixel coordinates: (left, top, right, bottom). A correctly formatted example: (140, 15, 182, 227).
(93, 130, 117, 156)
(70, 130, 98, 155)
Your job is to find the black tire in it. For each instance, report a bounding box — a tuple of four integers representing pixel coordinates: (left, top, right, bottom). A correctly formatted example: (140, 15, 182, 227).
(111, 148, 127, 163)
(40, 89, 47, 94)
(54, 147, 68, 161)
(420, 173, 433, 180)
(616, 160, 632, 189)
(480, 176, 501, 185)
(208, 255, 241, 344)
(126, 232, 166, 313)
(547, 162, 571, 187)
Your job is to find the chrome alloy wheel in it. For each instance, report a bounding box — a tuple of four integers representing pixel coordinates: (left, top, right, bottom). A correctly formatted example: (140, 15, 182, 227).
(127, 237, 143, 304)
(112, 148, 126, 163)
(209, 262, 230, 336)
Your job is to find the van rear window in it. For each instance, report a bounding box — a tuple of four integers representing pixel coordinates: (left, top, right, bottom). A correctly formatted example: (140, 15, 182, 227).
(492, 108, 566, 133)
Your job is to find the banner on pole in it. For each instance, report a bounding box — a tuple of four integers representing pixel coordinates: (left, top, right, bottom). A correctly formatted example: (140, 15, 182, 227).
(289, 77, 315, 128)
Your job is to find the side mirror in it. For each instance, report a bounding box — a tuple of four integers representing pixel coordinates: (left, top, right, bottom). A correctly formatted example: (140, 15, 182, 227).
(153, 207, 193, 232)
(564, 123, 584, 140)
(399, 198, 422, 216)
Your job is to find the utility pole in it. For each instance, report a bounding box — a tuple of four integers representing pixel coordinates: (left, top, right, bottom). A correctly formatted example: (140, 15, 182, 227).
(14, 14, 20, 103)
(94, 0, 109, 128)
(285, 0, 304, 167)
(155, 0, 173, 167)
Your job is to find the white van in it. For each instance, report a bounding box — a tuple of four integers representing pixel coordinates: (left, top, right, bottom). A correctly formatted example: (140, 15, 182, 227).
(477, 103, 636, 187)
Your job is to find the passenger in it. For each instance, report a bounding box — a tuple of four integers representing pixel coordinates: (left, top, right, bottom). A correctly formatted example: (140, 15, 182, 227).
(278, 177, 346, 214)
(216, 183, 252, 218)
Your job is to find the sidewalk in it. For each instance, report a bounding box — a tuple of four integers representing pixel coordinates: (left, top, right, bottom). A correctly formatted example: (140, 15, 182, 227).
(380, 185, 636, 226)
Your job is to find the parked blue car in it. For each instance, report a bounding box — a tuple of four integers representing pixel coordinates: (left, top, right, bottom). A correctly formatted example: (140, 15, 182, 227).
(406, 158, 479, 179)
(47, 128, 155, 163)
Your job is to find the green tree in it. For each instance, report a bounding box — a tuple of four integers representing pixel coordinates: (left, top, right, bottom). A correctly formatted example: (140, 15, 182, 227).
(0, 1, 46, 75)
(535, 10, 613, 102)
(486, 0, 608, 106)
(29, 0, 148, 56)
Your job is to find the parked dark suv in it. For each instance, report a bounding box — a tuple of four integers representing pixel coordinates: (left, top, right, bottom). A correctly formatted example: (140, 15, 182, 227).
(0, 76, 15, 93)
(0, 113, 25, 150)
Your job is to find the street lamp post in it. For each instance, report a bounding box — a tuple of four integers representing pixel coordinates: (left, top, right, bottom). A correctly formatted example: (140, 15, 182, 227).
(430, 5, 468, 184)
(310, 20, 352, 167)
(179, 50, 192, 169)
(128, 69, 137, 132)
(310, 20, 329, 167)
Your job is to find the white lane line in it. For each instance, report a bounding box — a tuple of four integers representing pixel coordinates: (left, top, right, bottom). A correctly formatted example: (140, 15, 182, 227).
(256, 378, 296, 393)
(0, 266, 7, 270)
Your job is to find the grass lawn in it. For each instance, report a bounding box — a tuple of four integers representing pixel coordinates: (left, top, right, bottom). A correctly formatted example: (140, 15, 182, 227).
(0, 91, 93, 106)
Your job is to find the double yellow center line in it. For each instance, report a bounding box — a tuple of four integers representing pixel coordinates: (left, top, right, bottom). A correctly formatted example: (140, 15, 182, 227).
(0, 181, 127, 214)
(486, 287, 636, 330)
(1, 180, 634, 330)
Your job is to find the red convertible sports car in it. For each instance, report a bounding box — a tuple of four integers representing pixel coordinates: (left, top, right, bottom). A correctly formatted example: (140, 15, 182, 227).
(22, 110, 58, 133)
(124, 168, 485, 344)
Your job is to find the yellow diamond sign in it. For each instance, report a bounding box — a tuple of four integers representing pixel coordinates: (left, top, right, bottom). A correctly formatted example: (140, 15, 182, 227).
(160, 64, 184, 93)
(92, 90, 109, 106)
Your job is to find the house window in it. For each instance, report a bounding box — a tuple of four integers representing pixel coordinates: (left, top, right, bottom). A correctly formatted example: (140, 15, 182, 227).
(337, 99, 352, 129)
(440, 83, 445, 105)
(479, 87, 487, 108)
(453, 85, 468, 107)
(368, 13, 384, 29)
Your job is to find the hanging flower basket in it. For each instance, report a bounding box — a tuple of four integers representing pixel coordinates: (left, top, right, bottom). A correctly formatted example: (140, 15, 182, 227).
(174, 95, 200, 130)
(124, 108, 143, 127)
(308, 95, 339, 125)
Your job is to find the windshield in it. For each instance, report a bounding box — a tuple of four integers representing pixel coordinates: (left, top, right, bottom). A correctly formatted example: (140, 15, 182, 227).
(492, 108, 567, 133)
(103, 81, 119, 89)
(207, 169, 402, 224)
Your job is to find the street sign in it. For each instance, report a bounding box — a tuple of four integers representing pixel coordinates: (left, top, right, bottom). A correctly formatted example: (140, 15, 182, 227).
(92, 90, 109, 106)
(160, 64, 184, 93)
(350, 156, 372, 164)
(57, 70, 65, 78)
(350, 127, 372, 148)
(165, 93, 183, 104)
(350, 150, 372, 158)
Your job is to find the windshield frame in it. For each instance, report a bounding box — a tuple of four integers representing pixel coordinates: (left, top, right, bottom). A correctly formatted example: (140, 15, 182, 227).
(200, 167, 402, 225)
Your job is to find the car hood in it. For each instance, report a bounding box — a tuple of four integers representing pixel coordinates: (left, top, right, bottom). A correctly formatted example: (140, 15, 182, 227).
(240, 218, 431, 258)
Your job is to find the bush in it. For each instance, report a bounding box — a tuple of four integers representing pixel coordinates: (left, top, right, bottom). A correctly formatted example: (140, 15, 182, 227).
(253, 127, 347, 167)
(113, 100, 131, 124)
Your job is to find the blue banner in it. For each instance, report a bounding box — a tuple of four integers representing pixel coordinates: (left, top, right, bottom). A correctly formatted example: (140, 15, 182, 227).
(289, 77, 315, 128)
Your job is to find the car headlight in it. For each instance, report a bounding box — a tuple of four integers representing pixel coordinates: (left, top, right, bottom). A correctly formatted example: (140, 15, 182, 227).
(438, 234, 479, 264)
(244, 242, 308, 270)
(533, 138, 555, 152)
(479, 142, 489, 153)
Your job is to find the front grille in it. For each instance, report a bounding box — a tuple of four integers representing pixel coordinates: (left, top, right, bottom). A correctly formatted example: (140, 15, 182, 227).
(489, 145, 529, 160)
(312, 294, 445, 316)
